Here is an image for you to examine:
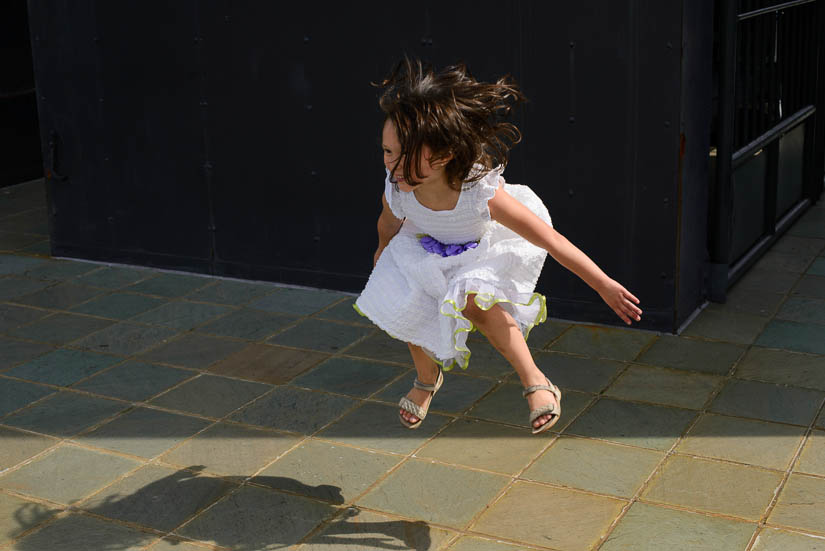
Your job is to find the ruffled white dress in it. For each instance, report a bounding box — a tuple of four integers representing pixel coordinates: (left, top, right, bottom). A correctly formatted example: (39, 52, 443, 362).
(354, 166, 552, 371)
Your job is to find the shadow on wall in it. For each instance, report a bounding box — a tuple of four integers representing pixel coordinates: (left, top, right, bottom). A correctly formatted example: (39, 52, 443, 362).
(10, 466, 433, 550)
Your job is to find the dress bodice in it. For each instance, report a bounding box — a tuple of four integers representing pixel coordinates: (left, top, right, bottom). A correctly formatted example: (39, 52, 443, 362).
(383, 166, 502, 244)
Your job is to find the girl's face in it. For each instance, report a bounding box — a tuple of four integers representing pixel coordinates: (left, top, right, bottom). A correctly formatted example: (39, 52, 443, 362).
(381, 119, 445, 192)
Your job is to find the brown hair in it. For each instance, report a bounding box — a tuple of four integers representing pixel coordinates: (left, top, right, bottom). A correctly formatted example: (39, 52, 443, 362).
(376, 58, 526, 191)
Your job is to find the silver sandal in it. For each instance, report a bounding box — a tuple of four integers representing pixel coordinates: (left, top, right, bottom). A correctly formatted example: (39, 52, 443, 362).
(523, 377, 562, 434)
(398, 367, 444, 429)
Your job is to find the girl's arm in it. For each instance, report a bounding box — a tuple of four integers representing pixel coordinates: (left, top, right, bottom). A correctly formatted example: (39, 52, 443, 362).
(374, 193, 404, 267)
(488, 184, 642, 325)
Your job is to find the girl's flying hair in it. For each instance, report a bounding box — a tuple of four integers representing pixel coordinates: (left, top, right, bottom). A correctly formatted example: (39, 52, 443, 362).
(376, 57, 525, 191)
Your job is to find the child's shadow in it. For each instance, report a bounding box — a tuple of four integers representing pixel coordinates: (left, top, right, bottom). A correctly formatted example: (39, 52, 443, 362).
(10, 466, 432, 550)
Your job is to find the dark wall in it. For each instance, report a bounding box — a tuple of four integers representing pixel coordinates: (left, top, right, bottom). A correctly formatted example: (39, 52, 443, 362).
(28, 0, 714, 332)
(2, 1, 42, 187)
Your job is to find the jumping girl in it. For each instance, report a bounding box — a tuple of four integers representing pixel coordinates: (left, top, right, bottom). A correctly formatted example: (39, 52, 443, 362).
(354, 59, 642, 434)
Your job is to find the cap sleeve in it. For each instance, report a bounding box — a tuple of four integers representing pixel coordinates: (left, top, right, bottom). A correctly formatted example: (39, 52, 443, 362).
(383, 170, 405, 219)
(471, 166, 504, 221)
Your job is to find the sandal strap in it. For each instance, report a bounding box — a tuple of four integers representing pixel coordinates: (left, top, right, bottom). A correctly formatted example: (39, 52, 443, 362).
(399, 396, 428, 419)
(412, 368, 443, 392)
(522, 383, 560, 398)
(529, 404, 559, 424)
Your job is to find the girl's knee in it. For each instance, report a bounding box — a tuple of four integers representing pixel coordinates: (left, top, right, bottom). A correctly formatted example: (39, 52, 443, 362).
(462, 293, 486, 323)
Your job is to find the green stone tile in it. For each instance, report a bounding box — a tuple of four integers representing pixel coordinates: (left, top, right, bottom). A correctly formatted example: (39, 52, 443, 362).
(74, 321, 179, 356)
(535, 352, 623, 392)
(230, 385, 356, 435)
(130, 300, 232, 331)
(82, 464, 235, 532)
(302, 509, 455, 551)
(248, 287, 348, 315)
(184, 279, 275, 305)
(77, 407, 211, 458)
(472, 480, 626, 550)
(317, 401, 450, 454)
(599, 502, 755, 551)
(7, 349, 121, 386)
(208, 343, 329, 384)
(74, 265, 153, 289)
(753, 251, 814, 274)
(8, 313, 114, 346)
(314, 297, 375, 326)
(161, 421, 300, 477)
(14, 513, 150, 551)
(374, 371, 495, 414)
(0, 337, 52, 370)
(0, 378, 55, 417)
(527, 319, 571, 349)
(795, 430, 825, 477)
(752, 527, 825, 551)
(0, 304, 49, 334)
(123, 272, 211, 298)
(778, 297, 825, 326)
(72, 361, 194, 402)
(468, 382, 593, 431)
(0, 210, 48, 234)
(706, 284, 785, 317)
(416, 418, 547, 474)
(677, 413, 806, 470)
(638, 335, 745, 375)
(604, 365, 722, 409)
(13, 281, 106, 309)
(23, 261, 100, 281)
(144, 538, 207, 551)
(788, 212, 825, 238)
(710, 379, 824, 426)
(642, 455, 782, 520)
(342, 331, 413, 366)
(291, 357, 406, 397)
(757, 320, 825, 355)
(256, 439, 401, 502)
(176, 484, 332, 548)
(358, 458, 509, 528)
(448, 536, 526, 551)
(817, 409, 825, 430)
(149, 374, 270, 418)
(0, 492, 59, 546)
(70, 292, 167, 320)
(683, 310, 769, 344)
(196, 307, 297, 340)
(268, 318, 373, 353)
(0, 254, 47, 275)
(3, 391, 127, 437)
(0, 444, 140, 504)
(735, 348, 825, 391)
(792, 274, 825, 299)
(523, 435, 664, 498)
(769, 473, 825, 533)
(771, 235, 825, 256)
(565, 397, 696, 451)
(0, 425, 56, 471)
(138, 333, 245, 369)
(808, 257, 825, 276)
(549, 325, 655, 361)
(460, 339, 514, 378)
(0, 275, 51, 301)
(736, 267, 801, 294)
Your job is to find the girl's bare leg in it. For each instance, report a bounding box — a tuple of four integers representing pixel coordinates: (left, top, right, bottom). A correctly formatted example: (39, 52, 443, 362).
(464, 294, 558, 429)
(399, 342, 441, 424)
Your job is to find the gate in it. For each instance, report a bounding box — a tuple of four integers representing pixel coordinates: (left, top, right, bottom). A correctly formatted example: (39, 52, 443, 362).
(710, 0, 825, 300)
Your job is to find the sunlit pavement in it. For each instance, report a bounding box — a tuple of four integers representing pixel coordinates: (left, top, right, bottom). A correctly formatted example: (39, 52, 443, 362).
(1, 178, 824, 550)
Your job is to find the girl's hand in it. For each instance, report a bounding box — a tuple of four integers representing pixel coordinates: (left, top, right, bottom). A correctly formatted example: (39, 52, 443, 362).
(597, 279, 642, 325)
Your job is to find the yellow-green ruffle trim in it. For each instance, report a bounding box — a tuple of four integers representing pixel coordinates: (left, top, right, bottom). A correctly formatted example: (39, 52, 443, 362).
(352, 290, 547, 372)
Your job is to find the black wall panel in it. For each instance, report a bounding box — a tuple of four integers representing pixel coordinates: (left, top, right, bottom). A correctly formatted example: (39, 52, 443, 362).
(27, 0, 714, 332)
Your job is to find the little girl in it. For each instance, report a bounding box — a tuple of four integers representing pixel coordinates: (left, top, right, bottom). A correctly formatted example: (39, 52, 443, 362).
(354, 59, 642, 435)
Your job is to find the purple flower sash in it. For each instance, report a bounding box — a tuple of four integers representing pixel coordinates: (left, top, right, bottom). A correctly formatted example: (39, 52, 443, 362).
(418, 234, 479, 257)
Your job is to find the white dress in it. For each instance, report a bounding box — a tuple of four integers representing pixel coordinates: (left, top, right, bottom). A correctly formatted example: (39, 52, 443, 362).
(354, 166, 552, 371)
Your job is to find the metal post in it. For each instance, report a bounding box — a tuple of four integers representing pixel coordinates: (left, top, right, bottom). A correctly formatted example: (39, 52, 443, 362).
(710, 0, 738, 302)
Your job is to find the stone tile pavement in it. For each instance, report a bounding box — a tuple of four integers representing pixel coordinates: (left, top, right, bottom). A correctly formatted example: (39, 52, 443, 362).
(1, 178, 825, 550)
